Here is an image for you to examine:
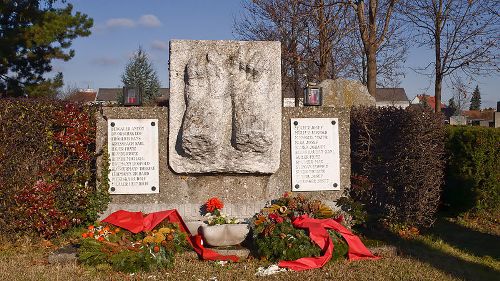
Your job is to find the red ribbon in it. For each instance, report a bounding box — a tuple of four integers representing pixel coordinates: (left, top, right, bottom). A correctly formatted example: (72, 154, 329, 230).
(278, 215, 379, 271)
(101, 210, 239, 262)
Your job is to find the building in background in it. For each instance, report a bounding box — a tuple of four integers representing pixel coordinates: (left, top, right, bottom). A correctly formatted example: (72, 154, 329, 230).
(95, 88, 170, 106)
(410, 94, 446, 111)
(64, 88, 97, 104)
(374, 88, 409, 108)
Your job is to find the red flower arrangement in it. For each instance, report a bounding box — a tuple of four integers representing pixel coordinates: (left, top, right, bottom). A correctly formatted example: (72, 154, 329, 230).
(205, 197, 224, 213)
(203, 197, 239, 225)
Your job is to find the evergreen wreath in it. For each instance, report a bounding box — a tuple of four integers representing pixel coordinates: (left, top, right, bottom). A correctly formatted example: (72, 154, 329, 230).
(78, 221, 189, 273)
(251, 193, 348, 262)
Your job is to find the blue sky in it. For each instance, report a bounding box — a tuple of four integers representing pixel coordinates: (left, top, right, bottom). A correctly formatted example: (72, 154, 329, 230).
(53, 0, 499, 108)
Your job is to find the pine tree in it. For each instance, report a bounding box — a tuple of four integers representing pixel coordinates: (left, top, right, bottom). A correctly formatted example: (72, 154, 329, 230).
(469, 85, 481, 110)
(448, 97, 458, 116)
(0, 1, 93, 97)
(121, 47, 161, 104)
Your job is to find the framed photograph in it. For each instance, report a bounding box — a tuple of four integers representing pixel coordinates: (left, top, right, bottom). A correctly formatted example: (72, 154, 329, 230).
(304, 86, 322, 106)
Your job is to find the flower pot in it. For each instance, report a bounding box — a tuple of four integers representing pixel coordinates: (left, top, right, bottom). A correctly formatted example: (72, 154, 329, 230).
(200, 223, 249, 247)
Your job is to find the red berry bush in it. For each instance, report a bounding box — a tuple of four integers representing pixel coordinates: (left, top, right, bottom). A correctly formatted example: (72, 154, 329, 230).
(0, 99, 110, 238)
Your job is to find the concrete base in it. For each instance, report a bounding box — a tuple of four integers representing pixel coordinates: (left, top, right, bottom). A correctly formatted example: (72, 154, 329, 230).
(183, 245, 250, 260)
(48, 245, 78, 264)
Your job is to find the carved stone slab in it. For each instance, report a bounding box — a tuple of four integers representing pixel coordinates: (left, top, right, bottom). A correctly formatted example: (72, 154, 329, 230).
(290, 118, 340, 191)
(108, 119, 159, 194)
(169, 40, 282, 173)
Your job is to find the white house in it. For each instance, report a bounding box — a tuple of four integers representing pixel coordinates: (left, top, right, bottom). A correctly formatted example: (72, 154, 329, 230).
(374, 88, 410, 108)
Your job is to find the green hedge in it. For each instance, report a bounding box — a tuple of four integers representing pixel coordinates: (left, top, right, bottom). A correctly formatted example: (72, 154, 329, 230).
(349, 106, 446, 227)
(443, 126, 500, 215)
(0, 99, 109, 238)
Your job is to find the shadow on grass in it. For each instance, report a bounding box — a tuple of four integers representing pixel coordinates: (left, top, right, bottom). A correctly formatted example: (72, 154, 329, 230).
(428, 218, 500, 260)
(361, 220, 500, 281)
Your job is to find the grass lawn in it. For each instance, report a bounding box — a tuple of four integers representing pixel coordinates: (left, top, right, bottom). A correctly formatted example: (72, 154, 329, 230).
(0, 217, 498, 281)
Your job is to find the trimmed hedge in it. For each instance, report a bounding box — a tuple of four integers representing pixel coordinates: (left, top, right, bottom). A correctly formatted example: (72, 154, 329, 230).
(0, 99, 109, 238)
(349, 106, 446, 227)
(443, 126, 500, 215)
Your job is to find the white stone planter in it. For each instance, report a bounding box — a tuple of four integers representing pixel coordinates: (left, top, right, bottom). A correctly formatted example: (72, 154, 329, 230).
(200, 223, 249, 247)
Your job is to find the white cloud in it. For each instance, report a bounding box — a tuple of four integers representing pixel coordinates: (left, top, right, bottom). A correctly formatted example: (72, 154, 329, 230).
(105, 18, 136, 28)
(138, 14, 162, 27)
(151, 40, 169, 51)
(99, 15, 161, 30)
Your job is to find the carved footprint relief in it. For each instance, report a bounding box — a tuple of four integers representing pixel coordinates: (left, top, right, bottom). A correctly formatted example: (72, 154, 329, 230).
(231, 49, 273, 153)
(181, 51, 229, 159)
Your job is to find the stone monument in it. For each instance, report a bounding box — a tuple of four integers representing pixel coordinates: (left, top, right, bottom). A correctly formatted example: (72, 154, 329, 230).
(169, 40, 281, 174)
(97, 40, 373, 225)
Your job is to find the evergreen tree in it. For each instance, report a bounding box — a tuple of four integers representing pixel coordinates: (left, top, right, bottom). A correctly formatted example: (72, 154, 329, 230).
(0, 0, 93, 97)
(448, 97, 458, 116)
(121, 47, 161, 104)
(469, 85, 481, 110)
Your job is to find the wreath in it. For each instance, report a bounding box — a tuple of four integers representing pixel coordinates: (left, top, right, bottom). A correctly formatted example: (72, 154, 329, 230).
(251, 193, 348, 262)
(78, 221, 189, 273)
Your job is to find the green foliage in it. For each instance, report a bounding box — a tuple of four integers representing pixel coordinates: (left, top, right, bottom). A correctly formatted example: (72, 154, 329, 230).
(254, 221, 322, 261)
(251, 194, 348, 262)
(443, 126, 500, 215)
(448, 97, 458, 116)
(350, 106, 446, 227)
(337, 175, 370, 227)
(0, 1, 93, 97)
(79, 239, 109, 266)
(469, 85, 481, 110)
(109, 249, 149, 273)
(121, 47, 161, 105)
(0, 99, 109, 238)
(25, 72, 64, 98)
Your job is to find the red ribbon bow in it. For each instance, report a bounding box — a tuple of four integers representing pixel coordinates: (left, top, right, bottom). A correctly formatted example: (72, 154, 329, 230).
(278, 215, 379, 271)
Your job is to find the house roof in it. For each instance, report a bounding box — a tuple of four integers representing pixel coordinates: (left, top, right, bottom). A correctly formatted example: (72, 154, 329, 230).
(96, 88, 121, 102)
(375, 88, 408, 102)
(65, 90, 97, 103)
(414, 94, 446, 109)
(96, 88, 170, 102)
(462, 110, 495, 121)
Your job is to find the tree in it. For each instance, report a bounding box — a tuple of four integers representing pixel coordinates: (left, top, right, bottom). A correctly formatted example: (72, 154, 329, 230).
(403, 0, 498, 113)
(343, 20, 407, 87)
(346, 0, 401, 95)
(25, 72, 64, 98)
(234, 0, 406, 102)
(235, 0, 309, 106)
(448, 97, 458, 116)
(451, 77, 469, 114)
(469, 85, 481, 110)
(121, 47, 161, 104)
(0, 0, 93, 97)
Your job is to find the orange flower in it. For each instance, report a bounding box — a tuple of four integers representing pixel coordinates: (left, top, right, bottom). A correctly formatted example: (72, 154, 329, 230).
(205, 197, 224, 212)
(153, 246, 160, 253)
(114, 228, 120, 233)
(254, 216, 266, 225)
(98, 236, 104, 241)
(81, 233, 88, 238)
(87, 225, 94, 231)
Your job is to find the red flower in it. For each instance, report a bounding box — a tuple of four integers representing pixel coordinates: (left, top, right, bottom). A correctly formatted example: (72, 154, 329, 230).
(268, 213, 284, 223)
(205, 197, 224, 213)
